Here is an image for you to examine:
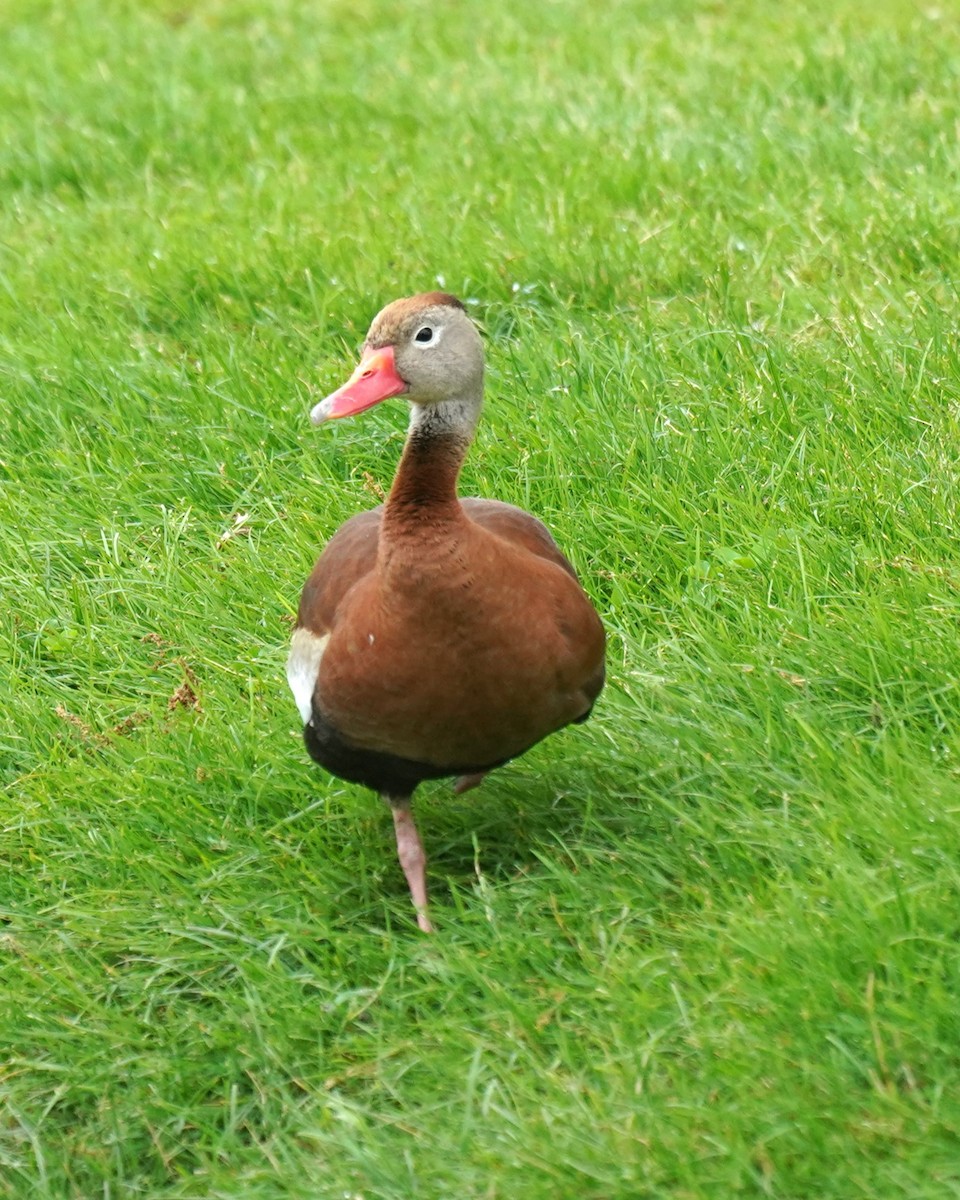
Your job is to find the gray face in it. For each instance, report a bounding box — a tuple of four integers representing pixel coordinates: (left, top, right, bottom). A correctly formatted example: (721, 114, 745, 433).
(365, 299, 485, 406)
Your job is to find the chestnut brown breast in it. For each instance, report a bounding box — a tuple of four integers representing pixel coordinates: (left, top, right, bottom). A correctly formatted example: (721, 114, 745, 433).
(297, 498, 604, 769)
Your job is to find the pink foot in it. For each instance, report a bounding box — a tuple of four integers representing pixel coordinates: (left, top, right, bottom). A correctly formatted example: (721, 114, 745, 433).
(453, 771, 487, 796)
(389, 798, 434, 933)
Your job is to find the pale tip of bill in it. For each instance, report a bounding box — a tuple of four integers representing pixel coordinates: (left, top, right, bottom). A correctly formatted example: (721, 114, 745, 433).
(309, 397, 333, 425)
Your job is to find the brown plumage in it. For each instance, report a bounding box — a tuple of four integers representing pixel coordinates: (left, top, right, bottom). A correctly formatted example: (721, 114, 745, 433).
(287, 293, 605, 931)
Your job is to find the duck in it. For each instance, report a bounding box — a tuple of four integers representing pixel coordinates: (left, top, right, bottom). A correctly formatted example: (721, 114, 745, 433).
(287, 292, 605, 932)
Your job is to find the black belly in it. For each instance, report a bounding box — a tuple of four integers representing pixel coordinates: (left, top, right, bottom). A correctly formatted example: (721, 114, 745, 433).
(303, 708, 512, 796)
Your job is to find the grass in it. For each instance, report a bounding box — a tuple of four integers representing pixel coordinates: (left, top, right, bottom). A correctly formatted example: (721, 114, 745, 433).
(3, 0, 960, 1194)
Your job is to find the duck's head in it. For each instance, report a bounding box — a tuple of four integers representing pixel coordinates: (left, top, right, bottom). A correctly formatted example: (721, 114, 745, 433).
(310, 292, 484, 425)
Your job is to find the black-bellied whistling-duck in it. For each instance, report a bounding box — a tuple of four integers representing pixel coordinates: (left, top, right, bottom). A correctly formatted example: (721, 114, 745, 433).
(287, 293, 605, 931)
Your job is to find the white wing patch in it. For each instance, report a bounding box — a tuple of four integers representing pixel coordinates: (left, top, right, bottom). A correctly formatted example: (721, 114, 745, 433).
(286, 628, 329, 724)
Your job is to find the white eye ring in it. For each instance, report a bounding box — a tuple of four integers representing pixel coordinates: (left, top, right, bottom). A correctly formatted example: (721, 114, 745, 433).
(414, 324, 442, 347)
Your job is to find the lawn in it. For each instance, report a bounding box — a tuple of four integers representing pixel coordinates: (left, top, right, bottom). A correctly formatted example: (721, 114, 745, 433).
(3, 0, 960, 1195)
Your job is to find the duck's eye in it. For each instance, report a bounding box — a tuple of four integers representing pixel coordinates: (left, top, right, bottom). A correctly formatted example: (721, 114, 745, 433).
(414, 326, 434, 344)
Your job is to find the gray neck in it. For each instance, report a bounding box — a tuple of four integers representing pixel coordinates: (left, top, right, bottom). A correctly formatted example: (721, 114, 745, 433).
(382, 390, 483, 523)
(407, 391, 482, 444)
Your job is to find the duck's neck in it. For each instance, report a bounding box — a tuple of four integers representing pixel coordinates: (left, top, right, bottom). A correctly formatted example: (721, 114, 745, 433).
(383, 395, 480, 528)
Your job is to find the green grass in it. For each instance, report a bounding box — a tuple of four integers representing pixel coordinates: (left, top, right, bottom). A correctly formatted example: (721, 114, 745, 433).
(3, 0, 960, 1194)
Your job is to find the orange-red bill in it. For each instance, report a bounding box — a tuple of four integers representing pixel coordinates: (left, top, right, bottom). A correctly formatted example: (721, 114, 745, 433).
(310, 345, 408, 424)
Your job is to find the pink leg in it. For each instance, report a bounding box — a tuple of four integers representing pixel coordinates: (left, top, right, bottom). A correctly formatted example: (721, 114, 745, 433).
(453, 771, 488, 796)
(388, 798, 434, 933)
